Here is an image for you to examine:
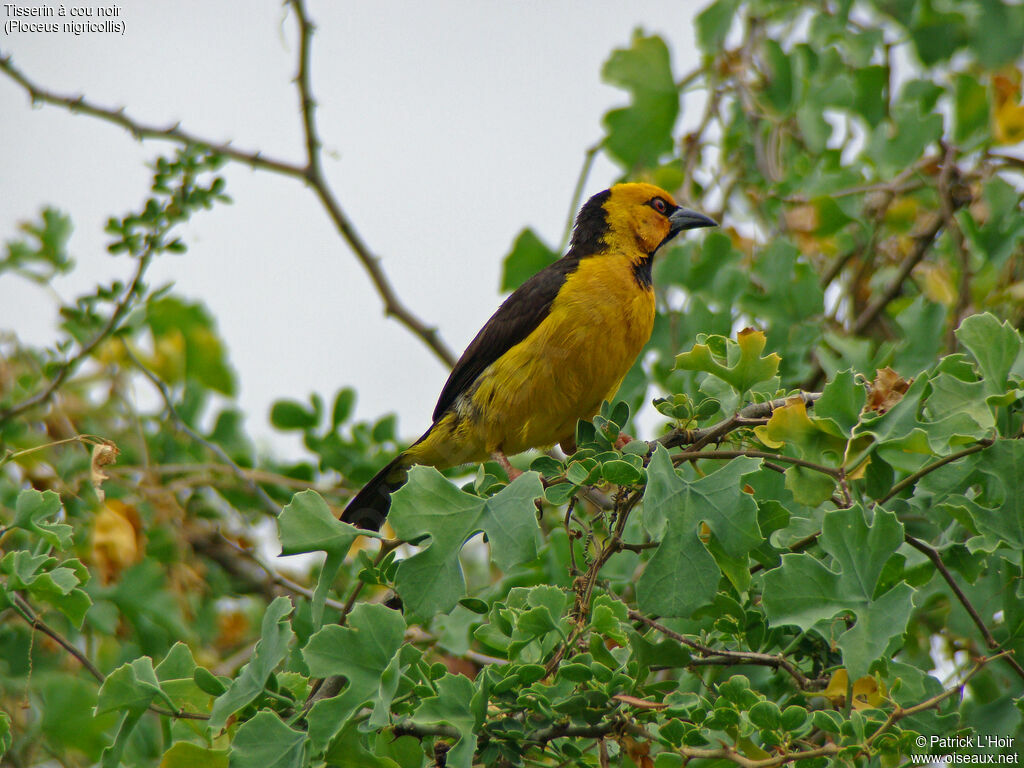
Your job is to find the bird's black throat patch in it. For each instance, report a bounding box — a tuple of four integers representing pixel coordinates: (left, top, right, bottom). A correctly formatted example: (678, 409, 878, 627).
(632, 255, 654, 288)
(569, 189, 611, 257)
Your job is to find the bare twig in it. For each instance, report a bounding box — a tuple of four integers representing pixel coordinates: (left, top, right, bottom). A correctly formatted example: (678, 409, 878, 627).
(0, 54, 305, 176)
(284, 0, 456, 367)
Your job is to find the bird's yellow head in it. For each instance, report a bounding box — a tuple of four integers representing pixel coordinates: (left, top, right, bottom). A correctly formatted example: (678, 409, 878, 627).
(570, 182, 717, 258)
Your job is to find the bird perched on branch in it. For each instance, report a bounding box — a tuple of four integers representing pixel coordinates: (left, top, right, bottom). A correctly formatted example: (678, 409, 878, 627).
(342, 183, 716, 530)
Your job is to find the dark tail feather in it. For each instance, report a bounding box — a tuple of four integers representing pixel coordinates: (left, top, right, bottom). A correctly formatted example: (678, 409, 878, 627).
(341, 454, 409, 530)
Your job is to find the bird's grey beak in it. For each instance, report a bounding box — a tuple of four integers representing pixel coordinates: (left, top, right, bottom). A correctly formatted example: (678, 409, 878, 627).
(669, 206, 718, 234)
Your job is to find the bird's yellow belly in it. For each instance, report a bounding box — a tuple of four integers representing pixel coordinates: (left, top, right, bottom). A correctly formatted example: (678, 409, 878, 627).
(407, 257, 655, 469)
(475, 260, 654, 456)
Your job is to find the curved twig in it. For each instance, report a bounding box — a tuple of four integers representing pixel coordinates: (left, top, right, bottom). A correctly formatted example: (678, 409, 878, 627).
(0, 247, 153, 424)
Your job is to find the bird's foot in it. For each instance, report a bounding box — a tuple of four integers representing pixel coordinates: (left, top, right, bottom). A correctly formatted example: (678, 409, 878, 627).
(491, 451, 522, 480)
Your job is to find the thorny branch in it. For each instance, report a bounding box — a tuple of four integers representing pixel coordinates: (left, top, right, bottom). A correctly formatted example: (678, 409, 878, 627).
(0, 4, 457, 369)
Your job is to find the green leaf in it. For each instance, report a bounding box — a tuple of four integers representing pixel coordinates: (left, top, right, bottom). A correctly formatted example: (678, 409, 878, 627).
(303, 603, 406, 750)
(97, 657, 174, 768)
(762, 505, 915, 679)
(270, 399, 319, 431)
(953, 73, 989, 147)
(675, 328, 780, 395)
(695, 0, 739, 52)
(602, 32, 679, 169)
(278, 490, 359, 628)
(501, 228, 558, 292)
(969, 439, 1024, 551)
(390, 469, 543, 619)
(230, 712, 305, 768)
(909, 13, 967, 65)
(323, 723, 403, 768)
(0, 711, 10, 759)
(967, 0, 1024, 69)
(209, 596, 294, 731)
(867, 101, 943, 171)
(762, 39, 794, 114)
(159, 742, 229, 768)
(12, 489, 72, 550)
(852, 66, 888, 127)
(814, 370, 863, 438)
(955, 313, 1023, 401)
(331, 387, 356, 429)
(637, 447, 762, 617)
(1, 550, 92, 625)
(411, 673, 485, 768)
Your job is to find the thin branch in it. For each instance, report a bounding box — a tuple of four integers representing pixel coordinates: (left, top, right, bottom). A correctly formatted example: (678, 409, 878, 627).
(675, 743, 839, 768)
(0, 247, 153, 424)
(0, 39, 457, 368)
(851, 212, 945, 336)
(0, 54, 305, 176)
(904, 535, 1024, 681)
(876, 438, 993, 505)
(121, 342, 281, 517)
(628, 610, 818, 690)
(11, 593, 104, 683)
(657, 392, 821, 451)
(283, 0, 457, 368)
(11, 593, 209, 721)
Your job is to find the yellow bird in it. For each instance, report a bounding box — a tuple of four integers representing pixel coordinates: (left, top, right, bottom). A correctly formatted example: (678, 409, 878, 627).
(342, 183, 716, 529)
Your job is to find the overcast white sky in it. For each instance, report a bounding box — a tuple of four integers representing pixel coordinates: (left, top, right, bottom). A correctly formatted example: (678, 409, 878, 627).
(0, 0, 708, 457)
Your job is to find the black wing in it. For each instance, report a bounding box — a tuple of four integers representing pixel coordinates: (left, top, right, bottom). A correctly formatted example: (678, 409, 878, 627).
(432, 254, 581, 422)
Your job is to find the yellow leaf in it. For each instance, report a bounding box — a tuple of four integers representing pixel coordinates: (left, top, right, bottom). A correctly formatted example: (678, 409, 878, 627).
(91, 500, 142, 585)
(754, 396, 817, 450)
(917, 263, 957, 306)
(993, 70, 1024, 146)
(823, 668, 887, 710)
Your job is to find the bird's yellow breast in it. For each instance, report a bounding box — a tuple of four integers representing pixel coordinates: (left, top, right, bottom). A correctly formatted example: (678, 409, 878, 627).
(410, 252, 655, 467)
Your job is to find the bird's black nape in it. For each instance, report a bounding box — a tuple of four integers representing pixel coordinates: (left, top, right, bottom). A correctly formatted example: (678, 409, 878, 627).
(568, 189, 612, 257)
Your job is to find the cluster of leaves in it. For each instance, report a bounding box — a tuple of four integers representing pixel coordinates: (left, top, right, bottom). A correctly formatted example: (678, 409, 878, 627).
(3, 0, 1024, 766)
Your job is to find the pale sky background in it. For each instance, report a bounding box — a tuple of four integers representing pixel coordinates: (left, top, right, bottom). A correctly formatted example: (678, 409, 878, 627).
(0, 0, 709, 458)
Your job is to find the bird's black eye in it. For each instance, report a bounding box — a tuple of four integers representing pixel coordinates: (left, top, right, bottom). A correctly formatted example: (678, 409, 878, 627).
(650, 197, 668, 214)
